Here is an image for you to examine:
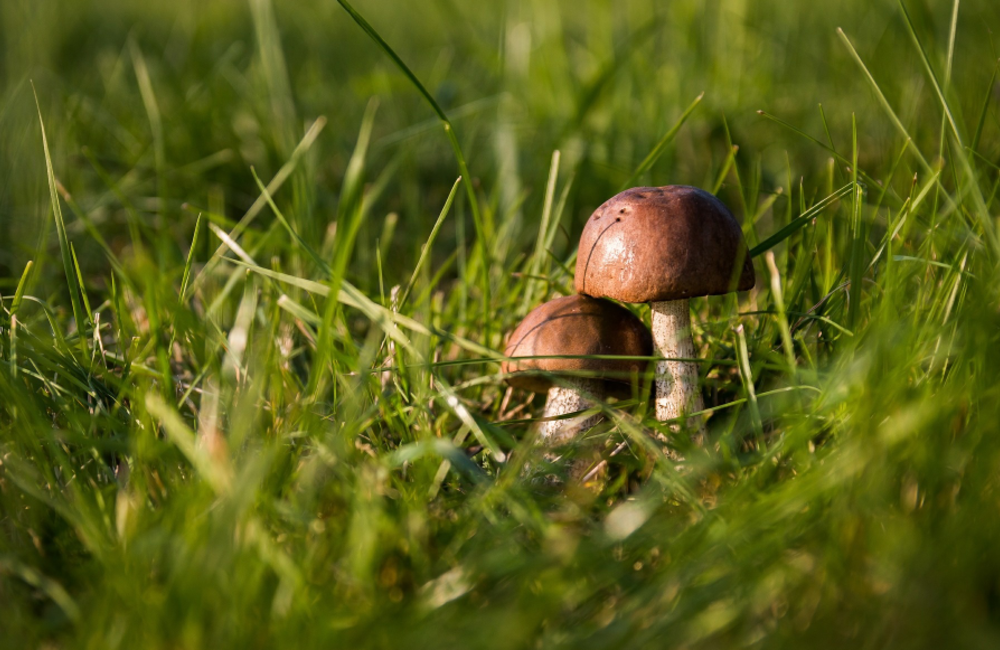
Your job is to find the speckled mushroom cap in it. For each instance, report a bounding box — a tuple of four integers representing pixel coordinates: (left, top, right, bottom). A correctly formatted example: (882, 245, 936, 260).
(501, 294, 652, 397)
(575, 185, 755, 303)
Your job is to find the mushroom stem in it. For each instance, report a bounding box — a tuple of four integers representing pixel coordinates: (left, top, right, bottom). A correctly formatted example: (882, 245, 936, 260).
(650, 299, 706, 437)
(538, 378, 603, 444)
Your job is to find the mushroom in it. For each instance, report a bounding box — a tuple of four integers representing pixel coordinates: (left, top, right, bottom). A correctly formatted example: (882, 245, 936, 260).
(574, 185, 755, 434)
(501, 294, 652, 444)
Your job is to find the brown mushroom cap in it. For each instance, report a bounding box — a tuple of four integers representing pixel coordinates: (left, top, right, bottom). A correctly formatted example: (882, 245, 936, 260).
(501, 294, 652, 396)
(574, 185, 755, 303)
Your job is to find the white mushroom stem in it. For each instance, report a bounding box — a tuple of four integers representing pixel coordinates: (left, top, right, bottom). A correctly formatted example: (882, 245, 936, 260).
(651, 299, 707, 438)
(538, 378, 603, 445)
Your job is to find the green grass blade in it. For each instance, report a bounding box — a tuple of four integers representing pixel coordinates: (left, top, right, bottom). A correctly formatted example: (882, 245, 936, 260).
(848, 115, 864, 330)
(32, 84, 87, 353)
(734, 324, 763, 439)
(971, 62, 998, 155)
(896, 1, 962, 145)
(836, 27, 933, 174)
(619, 92, 703, 191)
(188, 116, 326, 297)
(11, 260, 33, 317)
(521, 151, 560, 314)
(179, 213, 203, 303)
(334, 0, 491, 332)
(145, 393, 230, 494)
(69, 244, 93, 326)
(749, 183, 854, 257)
(712, 145, 739, 195)
(400, 176, 461, 308)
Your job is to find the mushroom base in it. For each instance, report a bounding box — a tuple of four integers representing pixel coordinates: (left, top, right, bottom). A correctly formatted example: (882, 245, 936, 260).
(539, 379, 603, 444)
(651, 299, 706, 438)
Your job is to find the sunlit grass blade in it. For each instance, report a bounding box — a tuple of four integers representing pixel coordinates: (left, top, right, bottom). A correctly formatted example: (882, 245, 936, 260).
(400, 176, 461, 308)
(749, 182, 854, 257)
(521, 151, 560, 314)
(619, 92, 703, 191)
(848, 114, 863, 330)
(734, 324, 763, 440)
(896, 0, 962, 145)
(712, 144, 739, 195)
(10, 260, 33, 317)
(335, 0, 491, 284)
(836, 27, 933, 174)
(32, 84, 87, 353)
(69, 244, 93, 326)
(179, 213, 203, 303)
(145, 393, 231, 494)
(188, 116, 326, 297)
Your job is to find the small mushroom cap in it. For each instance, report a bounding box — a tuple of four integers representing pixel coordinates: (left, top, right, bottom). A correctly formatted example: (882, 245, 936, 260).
(501, 294, 652, 396)
(575, 185, 755, 303)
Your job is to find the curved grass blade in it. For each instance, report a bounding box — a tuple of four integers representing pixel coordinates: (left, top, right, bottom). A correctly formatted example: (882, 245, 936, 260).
(749, 182, 854, 258)
(33, 84, 87, 354)
(620, 92, 703, 191)
(335, 0, 490, 271)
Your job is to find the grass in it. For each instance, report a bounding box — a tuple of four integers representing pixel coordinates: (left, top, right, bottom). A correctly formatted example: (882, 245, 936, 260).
(3, 0, 1000, 647)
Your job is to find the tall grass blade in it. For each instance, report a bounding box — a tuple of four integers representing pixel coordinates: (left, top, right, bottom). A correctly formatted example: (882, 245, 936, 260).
(32, 84, 87, 353)
(335, 0, 491, 276)
(521, 151, 560, 314)
(400, 176, 461, 308)
(836, 27, 933, 174)
(620, 92, 703, 191)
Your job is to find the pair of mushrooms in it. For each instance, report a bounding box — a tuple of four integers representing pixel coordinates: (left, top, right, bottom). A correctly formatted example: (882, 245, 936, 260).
(502, 185, 755, 443)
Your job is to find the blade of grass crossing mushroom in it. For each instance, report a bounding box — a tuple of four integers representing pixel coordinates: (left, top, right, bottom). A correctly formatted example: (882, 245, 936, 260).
(33, 85, 87, 355)
(620, 93, 703, 192)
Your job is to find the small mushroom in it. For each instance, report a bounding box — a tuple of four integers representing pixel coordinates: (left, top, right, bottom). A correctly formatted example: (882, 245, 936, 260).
(574, 186, 755, 434)
(501, 294, 652, 444)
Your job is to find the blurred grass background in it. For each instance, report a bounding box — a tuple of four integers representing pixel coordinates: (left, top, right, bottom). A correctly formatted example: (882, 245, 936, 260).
(3, 0, 1000, 647)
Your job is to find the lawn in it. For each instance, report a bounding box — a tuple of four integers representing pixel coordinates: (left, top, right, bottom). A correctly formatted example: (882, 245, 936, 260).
(3, 0, 1000, 647)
